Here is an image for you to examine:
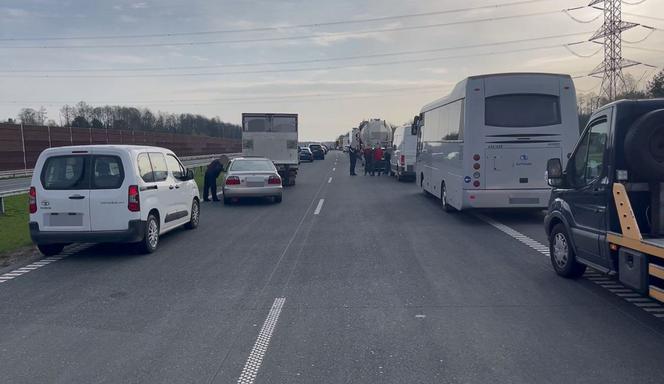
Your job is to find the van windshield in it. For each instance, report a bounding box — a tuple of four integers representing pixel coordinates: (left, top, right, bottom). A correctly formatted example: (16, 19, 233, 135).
(485, 94, 561, 127)
(41, 155, 89, 190)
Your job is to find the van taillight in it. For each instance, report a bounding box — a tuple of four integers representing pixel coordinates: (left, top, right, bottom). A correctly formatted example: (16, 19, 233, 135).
(400, 155, 405, 166)
(29, 187, 37, 214)
(128, 185, 140, 212)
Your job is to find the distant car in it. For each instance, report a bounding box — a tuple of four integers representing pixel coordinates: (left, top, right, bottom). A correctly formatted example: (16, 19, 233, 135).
(321, 144, 329, 154)
(29, 145, 200, 255)
(299, 147, 313, 162)
(309, 144, 325, 160)
(222, 157, 283, 204)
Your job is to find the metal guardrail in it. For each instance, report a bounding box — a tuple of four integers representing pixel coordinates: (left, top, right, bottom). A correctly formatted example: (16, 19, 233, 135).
(0, 153, 228, 180)
(0, 152, 240, 214)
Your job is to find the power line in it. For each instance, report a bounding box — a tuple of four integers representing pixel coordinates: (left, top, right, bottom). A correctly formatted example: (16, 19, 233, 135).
(0, 40, 594, 79)
(0, 9, 569, 49)
(0, 31, 592, 73)
(0, 0, 557, 42)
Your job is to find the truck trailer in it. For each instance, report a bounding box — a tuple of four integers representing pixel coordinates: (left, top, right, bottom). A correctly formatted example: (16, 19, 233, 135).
(241, 113, 299, 186)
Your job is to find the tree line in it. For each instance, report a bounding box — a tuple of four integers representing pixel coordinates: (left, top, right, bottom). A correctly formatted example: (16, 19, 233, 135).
(11, 102, 241, 139)
(577, 69, 664, 130)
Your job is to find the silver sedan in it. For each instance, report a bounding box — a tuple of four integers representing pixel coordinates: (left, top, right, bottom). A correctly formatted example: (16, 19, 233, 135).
(222, 157, 283, 204)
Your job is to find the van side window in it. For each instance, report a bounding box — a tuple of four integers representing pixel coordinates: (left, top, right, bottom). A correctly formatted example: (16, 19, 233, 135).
(92, 155, 124, 189)
(166, 154, 185, 179)
(137, 153, 154, 183)
(41, 155, 90, 190)
(148, 153, 169, 182)
(571, 118, 608, 186)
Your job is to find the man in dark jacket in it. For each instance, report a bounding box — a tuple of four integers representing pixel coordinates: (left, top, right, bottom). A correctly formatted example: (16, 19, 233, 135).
(348, 146, 358, 176)
(203, 159, 224, 201)
(363, 147, 373, 176)
(383, 149, 391, 176)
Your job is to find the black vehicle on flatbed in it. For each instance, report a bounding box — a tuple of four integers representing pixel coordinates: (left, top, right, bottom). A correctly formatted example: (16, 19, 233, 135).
(544, 99, 664, 301)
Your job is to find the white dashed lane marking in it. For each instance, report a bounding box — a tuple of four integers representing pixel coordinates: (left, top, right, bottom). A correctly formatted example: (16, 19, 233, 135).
(314, 199, 325, 215)
(328, 177, 332, 184)
(0, 244, 87, 285)
(237, 297, 286, 384)
(475, 214, 664, 319)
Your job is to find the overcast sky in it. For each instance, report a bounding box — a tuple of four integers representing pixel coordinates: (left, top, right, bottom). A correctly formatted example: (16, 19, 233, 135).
(0, 0, 662, 140)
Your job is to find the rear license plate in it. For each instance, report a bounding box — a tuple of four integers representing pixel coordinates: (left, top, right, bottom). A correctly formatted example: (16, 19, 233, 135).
(246, 177, 265, 187)
(48, 213, 83, 226)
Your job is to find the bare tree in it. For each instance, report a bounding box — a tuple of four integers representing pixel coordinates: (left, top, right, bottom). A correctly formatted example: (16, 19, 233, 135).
(18, 108, 38, 125)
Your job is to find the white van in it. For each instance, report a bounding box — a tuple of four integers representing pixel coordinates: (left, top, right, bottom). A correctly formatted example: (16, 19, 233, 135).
(29, 145, 201, 255)
(390, 124, 417, 181)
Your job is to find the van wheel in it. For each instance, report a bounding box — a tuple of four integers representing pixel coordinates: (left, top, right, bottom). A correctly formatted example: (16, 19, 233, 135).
(549, 223, 586, 278)
(38, 244, 64, 256)
(441, 182, 454, 212)
(184, 199, 200, 230)
(139, 214, 159, 254)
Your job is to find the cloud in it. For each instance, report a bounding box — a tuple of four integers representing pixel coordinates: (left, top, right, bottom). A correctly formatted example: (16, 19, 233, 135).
(131, 2, 149, 9)
(78, 53, 149, 64)
(1, 7, 30, 17)
(421, 67, 449, 75)
(119, 14, 139, 23)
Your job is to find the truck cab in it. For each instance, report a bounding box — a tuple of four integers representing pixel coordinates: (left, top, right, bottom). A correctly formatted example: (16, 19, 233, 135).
(544, 99, 664, 300)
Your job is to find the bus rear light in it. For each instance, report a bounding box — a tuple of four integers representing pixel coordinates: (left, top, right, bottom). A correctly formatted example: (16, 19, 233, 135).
(29, 187, 37, 214)
(128, 185, 140, 212)
(473, 163, 481, 170)
(473, 172, 481, 179)
(400, 155, 405, 166)
(473, 181, 480, 188)
(225, 176, 240, 185)
(473, 154, 480, 161)
(469, 195, 476, 200)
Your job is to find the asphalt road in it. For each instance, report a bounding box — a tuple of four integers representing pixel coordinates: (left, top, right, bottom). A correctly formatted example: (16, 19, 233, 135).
(2, 151, 664, 384)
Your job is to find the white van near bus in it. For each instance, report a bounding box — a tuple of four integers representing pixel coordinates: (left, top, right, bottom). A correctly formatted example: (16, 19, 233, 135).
(29, 145, 201, 255)
(414, 73, 579, 211)
(390, 124, 417, 181)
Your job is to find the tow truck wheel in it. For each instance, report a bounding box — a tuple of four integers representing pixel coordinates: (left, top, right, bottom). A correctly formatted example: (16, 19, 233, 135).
(549, 224, 586, 278)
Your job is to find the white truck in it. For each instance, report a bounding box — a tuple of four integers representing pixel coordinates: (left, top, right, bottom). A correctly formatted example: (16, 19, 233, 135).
(360, 119, 392, 148)
(242, 113, 299, 186)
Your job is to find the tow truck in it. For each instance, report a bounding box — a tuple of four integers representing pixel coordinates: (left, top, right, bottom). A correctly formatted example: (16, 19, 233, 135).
(545, 99, 664, 302)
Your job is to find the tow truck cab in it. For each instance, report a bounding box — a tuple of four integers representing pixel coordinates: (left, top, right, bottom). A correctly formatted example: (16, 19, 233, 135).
(544, 99, 664, 300)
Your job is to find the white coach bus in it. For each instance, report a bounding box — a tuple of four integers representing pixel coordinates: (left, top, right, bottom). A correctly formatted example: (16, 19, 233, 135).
(414, 73, 579, 211)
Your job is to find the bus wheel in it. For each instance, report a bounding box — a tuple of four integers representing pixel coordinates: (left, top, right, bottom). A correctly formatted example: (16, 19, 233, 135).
(441, 182, 454, 212)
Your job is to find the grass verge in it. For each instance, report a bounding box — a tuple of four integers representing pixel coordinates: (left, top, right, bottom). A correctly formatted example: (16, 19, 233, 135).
(0, 194, 33, 265)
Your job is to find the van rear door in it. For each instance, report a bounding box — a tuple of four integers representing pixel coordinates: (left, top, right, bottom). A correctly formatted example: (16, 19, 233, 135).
(37, 153, 91, 232)
(89, 150, 130, 231)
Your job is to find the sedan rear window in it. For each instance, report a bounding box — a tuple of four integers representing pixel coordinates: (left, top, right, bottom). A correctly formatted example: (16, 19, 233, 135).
(230, 160, 275, 172)
(41, 155, 90, 190)
(485, 94, 561, 127)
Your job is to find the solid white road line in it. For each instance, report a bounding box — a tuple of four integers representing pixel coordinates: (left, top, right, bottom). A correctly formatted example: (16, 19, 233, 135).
(314, 199, 325, 215)
(328, 177, 332, 184)
(237, 298, 286, 384)
(476, 213, 664, 320)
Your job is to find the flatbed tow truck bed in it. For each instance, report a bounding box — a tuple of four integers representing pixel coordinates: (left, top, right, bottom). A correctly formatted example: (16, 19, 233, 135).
(608, 183, 664, 303)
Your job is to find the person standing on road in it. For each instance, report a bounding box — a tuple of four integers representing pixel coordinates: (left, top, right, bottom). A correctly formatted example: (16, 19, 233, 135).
(373, 145, 384, 176)
(364, 146, 373, 176)
(203, 159, 224, 201)
(348, 145, 358, 176)
(383, 148, 391, 176)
